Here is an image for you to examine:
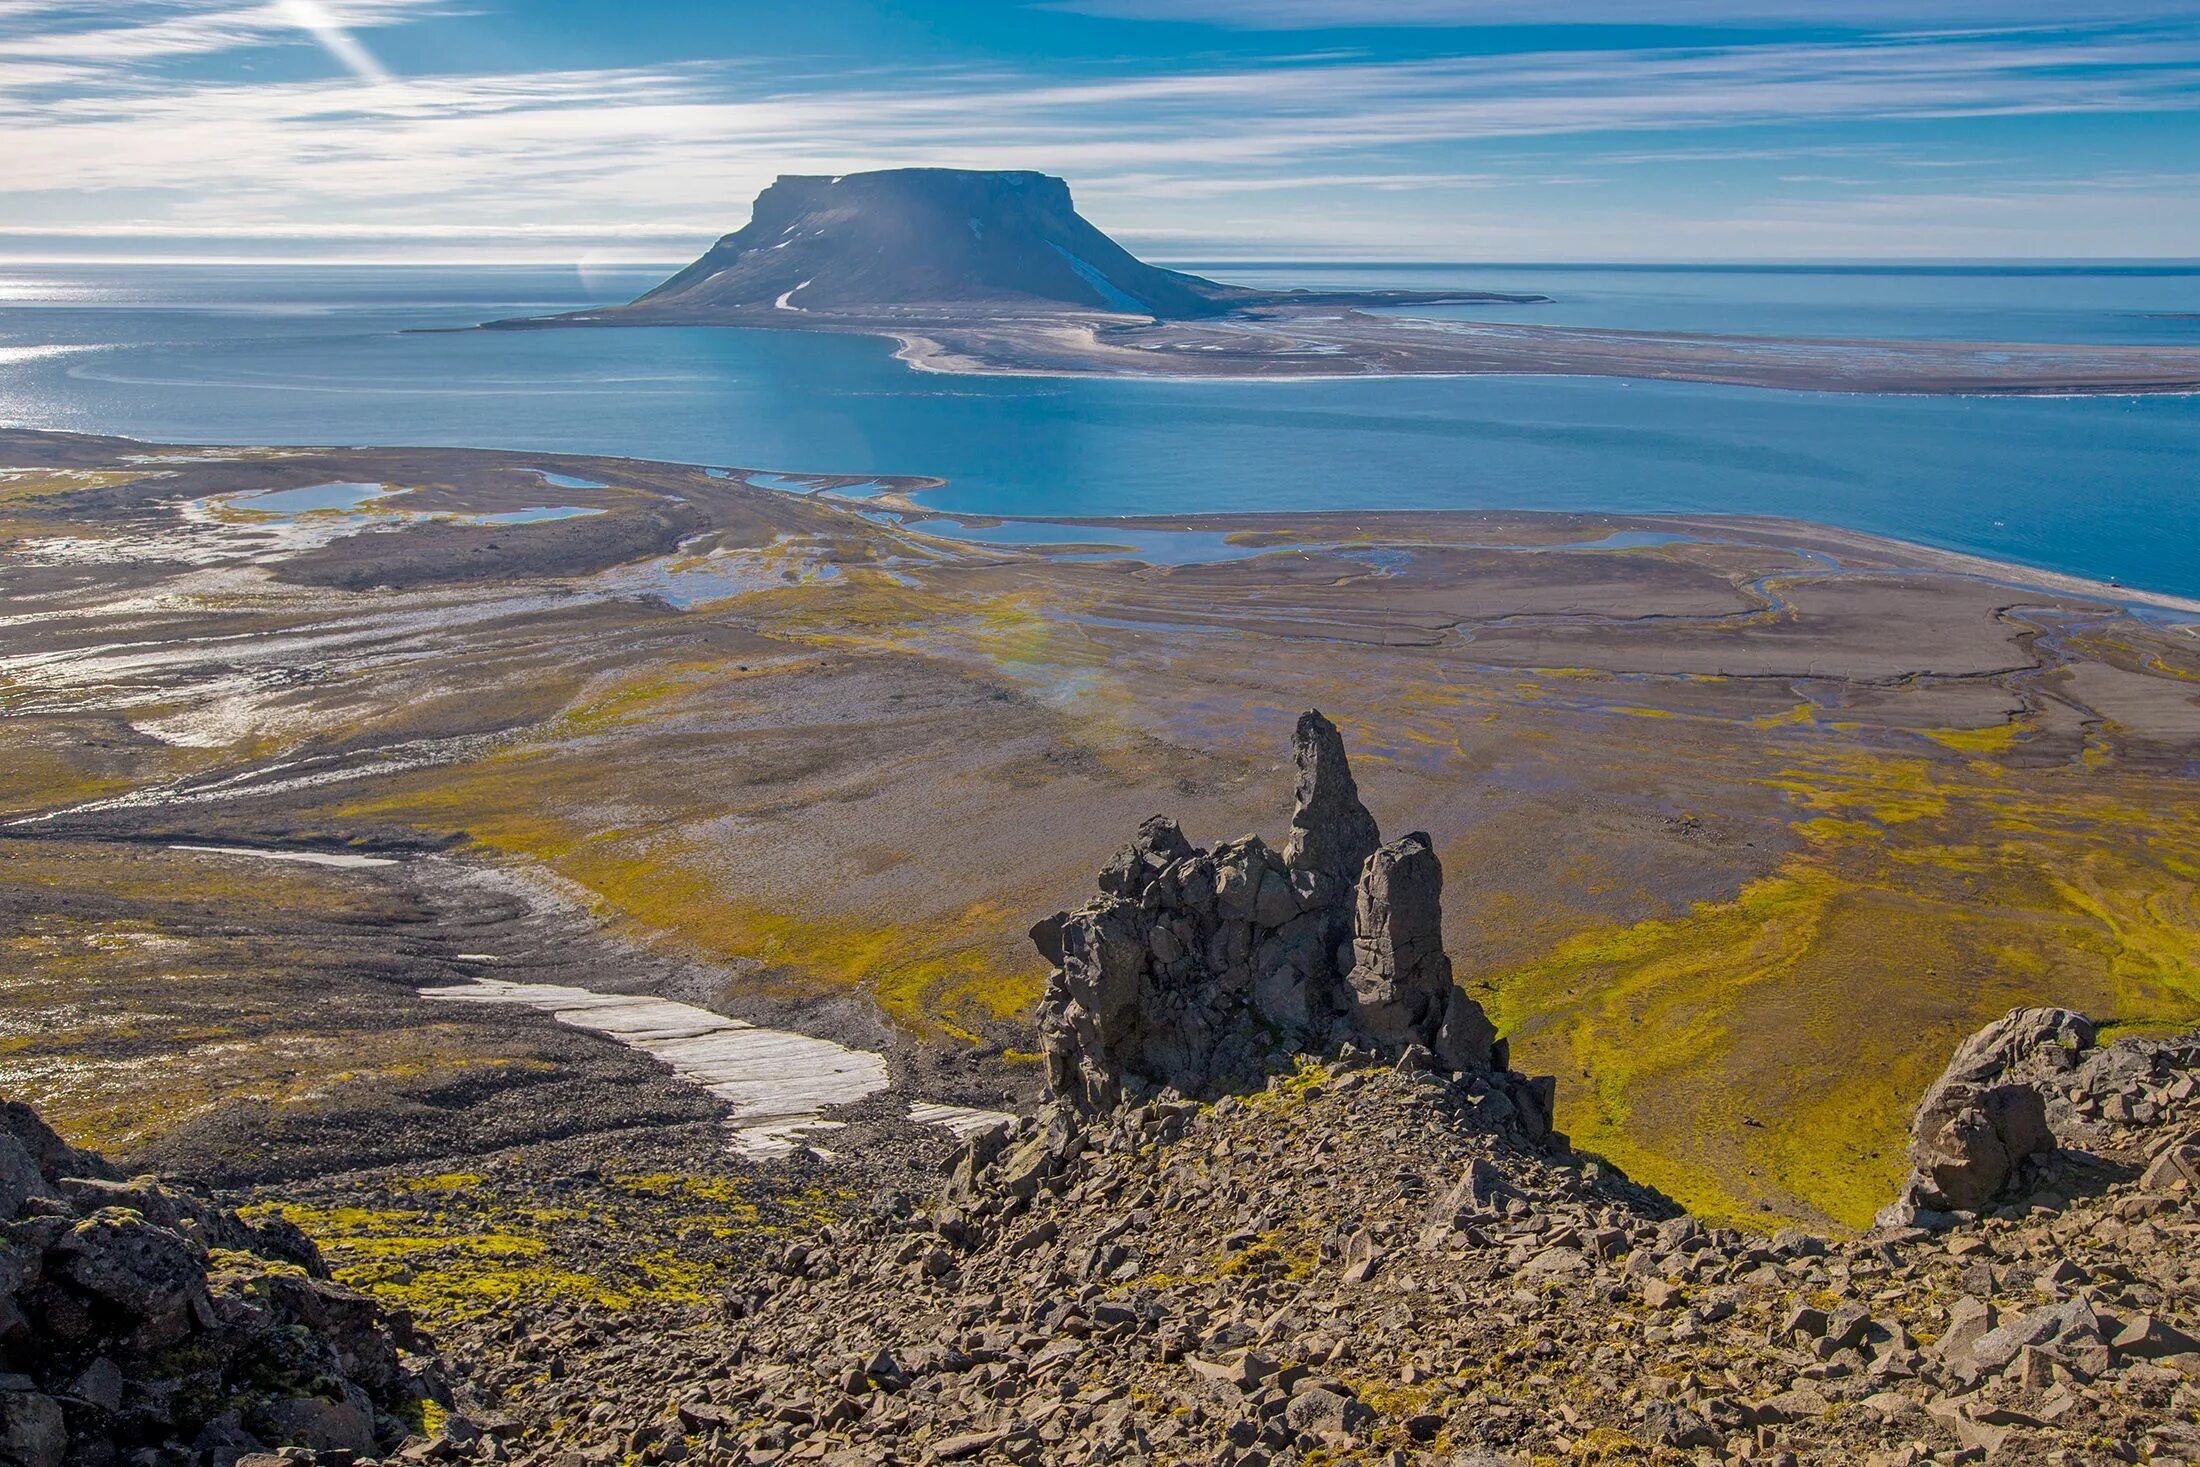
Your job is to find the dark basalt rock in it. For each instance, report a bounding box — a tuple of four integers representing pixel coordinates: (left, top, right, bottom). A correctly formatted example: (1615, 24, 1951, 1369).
(1347, 833, 1498, 1074)
(0, 1103, 432, 1467)
(1036, 710, 1511, 1117)
(1281, 709, 1381, 907)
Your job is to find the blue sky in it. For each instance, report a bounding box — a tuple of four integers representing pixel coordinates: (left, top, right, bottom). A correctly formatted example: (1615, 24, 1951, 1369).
(2, 0, 2198, 262)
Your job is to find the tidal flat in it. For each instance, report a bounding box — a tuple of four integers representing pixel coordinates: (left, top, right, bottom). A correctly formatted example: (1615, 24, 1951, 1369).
(4, 427, 2198, 1248)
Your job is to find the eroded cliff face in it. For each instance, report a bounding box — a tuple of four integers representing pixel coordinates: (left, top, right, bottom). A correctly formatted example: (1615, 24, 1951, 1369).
(1032, 711, 1519, 1118)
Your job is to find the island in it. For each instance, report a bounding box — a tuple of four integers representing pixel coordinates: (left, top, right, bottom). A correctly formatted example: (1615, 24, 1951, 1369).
(494, 167, 2200, 395)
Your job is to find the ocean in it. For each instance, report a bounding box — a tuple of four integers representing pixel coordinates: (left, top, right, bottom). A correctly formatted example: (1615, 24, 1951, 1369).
(3, 261, 2198, 598)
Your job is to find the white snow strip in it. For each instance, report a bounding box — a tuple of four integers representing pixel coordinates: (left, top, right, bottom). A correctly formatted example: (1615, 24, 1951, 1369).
(420, 977, 890, 1158)
(168, 843, 397, 869)
(1044, 242, 1149, 315)
(774, 279, 813, 312)
(907, 1102, 1017, 1140)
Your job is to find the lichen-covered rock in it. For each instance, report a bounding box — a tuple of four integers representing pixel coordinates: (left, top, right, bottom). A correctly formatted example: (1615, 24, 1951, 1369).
(1036, 710, 1514, 1117)
(0, 1101, 434, 1467)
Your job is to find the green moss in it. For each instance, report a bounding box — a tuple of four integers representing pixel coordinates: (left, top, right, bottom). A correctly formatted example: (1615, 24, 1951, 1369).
(1921, 721, 2028, 756)
(1489, 742, 2200, 1230)
(392, 1172, 484, 1194)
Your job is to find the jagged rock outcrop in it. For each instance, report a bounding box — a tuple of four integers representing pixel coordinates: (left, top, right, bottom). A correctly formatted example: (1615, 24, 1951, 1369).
(1881, 1006, 2200, 1229)
(0, 1102, 433, 1467)
(1346, 833, 1499, 1073)
(1035, 710, 1520, 1119)
(1279, 711, 1380, 907)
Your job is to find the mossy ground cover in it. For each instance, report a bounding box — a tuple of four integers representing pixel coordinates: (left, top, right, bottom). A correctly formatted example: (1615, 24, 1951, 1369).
(247, 1166, 850, 1330)
(341, 737, 1048, 1045)
(331, 590, 1111, 1045)
(0, 839, 727, 1182)
(0, 467, 148, 504)
(0, 844, 416, 1152)
(325, 565, 2199, 1234)
(12, 438, 2197, 1250)
(1487, 735, 2200, 1230)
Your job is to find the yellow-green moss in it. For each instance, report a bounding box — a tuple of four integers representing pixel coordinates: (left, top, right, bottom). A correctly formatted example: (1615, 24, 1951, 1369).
(1488, 741, 2200, 1231)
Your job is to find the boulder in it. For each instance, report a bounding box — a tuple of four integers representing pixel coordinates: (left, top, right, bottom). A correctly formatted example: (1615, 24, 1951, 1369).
(1882, 1006, 2200, 1227)
(49, 1208, 213, 1352)
(1906, 1081, 2051, 1216)
(1880, 1007, 2090, 1226)
(2142, 1129, 2200, 1195)
(0, 1389, 65, 1467)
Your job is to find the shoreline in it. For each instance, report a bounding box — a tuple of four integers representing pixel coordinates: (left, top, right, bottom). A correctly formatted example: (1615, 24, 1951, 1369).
(9, 424, 2198, 617)
(844, 468, 2200, 620)
(889, 327, 2200, 397)
(494, 306, 2200, 398)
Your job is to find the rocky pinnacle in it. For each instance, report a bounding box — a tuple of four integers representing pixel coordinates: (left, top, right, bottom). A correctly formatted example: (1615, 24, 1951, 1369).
(1034, 711, 1511, 1118)
(1281, 709, 1381, 908)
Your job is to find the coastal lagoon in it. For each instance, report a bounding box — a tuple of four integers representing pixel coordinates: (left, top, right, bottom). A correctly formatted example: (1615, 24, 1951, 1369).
(4, 261, 2199, 596)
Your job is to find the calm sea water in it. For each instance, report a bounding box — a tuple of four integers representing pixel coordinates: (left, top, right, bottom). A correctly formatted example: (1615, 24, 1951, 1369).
(3, 262, 2198, 597)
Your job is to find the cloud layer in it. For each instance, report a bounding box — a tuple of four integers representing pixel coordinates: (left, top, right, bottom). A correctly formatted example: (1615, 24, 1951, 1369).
(3, 2, 2196, 259)
(1052, 0, 2200, 26)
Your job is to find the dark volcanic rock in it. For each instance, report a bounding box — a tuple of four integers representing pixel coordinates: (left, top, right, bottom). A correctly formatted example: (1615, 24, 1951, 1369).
(1281, 709, 1381, 908)
(0, 1103, 432, 1467)
(1036, 710, 1510, 1115)
(1347, 832, 1497, 1073)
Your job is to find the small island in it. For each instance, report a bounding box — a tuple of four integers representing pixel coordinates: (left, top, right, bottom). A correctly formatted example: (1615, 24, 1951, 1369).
(497, 167, 2200, 396)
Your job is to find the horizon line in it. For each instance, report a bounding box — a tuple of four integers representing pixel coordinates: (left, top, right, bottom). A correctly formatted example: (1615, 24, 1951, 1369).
(6, 252, 2200, 271)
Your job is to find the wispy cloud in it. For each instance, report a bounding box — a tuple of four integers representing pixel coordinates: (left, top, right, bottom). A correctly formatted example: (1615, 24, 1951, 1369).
(1048, 0, 2200, 27)
(0, 0, 433, 73)
(4, 3, 2198, 259)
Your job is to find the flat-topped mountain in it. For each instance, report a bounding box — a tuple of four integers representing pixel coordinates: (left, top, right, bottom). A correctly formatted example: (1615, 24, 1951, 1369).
(639, 168, 1240, 319)
(595, 167, 1539, 325)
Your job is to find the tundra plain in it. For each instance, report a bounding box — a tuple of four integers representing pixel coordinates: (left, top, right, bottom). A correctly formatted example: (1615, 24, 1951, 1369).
(4, 428, 2199, 1243)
